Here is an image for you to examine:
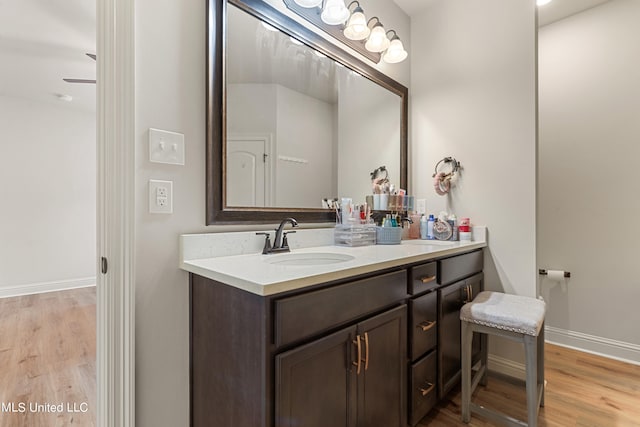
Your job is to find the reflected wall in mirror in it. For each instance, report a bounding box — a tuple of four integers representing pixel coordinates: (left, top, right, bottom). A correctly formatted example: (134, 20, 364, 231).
(206, 0, 408, 224)
(226, 4, 400, 209)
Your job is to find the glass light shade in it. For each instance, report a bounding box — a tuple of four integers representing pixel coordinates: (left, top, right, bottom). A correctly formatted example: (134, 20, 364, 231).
(343, 9, 370, 40)
(321, 0, 350, 25)
(365, 24, 390, 53)
(537, 0, 552, 5)
(293, 0, 322, 7)
(383, 37, 408, 64)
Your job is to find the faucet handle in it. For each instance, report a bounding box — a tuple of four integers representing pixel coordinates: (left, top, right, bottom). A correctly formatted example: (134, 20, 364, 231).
(282, 230, 296, 249)
(256, 232, 272, 254)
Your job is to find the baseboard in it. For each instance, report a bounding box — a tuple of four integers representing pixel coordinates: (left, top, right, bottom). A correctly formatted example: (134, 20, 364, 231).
(0, 277, 96, 298)
(545, 326, 640, 366)
(488, 354, 526, 380)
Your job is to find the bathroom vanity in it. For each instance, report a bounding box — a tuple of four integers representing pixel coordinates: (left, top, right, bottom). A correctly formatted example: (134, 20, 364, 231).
(182, 233, 486, 427)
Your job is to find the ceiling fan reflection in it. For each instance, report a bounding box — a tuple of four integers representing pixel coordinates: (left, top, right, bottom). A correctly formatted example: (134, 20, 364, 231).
(63, 53, 96, 84)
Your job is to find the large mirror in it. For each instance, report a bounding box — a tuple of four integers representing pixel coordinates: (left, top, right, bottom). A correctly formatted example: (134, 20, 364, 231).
(206, 0, 408, 224)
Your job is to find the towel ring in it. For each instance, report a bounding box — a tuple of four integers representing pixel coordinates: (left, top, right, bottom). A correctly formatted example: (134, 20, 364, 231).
(432, 157, 461, 195)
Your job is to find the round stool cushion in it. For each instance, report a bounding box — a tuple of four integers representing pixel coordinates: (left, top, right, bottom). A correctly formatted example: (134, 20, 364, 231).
(460, 291, 546, 336)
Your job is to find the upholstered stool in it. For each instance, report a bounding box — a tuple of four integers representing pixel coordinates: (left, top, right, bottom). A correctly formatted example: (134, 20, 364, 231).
(460, 291, 546, 427)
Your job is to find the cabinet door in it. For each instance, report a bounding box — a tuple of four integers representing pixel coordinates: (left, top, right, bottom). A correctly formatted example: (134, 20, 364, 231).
(275, 326, 358, 427)
(438, 280, 465, 398)
(357, 305, 407, 427)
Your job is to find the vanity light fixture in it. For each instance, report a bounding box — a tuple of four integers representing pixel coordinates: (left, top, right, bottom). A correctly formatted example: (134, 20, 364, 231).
(293, 0, 322, 7)
(537, 0, 552, 5)
(282, 0, 406, 64)
(382, 30, 407, 64)
(321, 0, 350, 25)
(343, 1, 370, 40)
(364, 17, 390, 53)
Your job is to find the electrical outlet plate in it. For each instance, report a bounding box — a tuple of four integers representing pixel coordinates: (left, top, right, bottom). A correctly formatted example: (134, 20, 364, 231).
(149, 128, 185, 165)
(149, 179, 173, 214)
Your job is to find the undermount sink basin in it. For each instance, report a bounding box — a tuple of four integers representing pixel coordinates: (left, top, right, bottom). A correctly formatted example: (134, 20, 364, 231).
(403, 239, 457, 246)
(264, 252, 355, 266)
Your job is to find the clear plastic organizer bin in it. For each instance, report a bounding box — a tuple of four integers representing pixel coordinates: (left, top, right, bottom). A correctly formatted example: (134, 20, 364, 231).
(334, 224, 377, 247)
(376, 226, 403, 245)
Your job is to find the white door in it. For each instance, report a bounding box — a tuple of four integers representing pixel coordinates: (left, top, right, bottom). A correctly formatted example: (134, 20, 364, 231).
(227, 136, 271, 207)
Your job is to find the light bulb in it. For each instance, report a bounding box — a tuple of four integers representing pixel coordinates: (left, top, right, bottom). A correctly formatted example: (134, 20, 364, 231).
(321, 0, 350, 25)
(537, 0, 552, 5)
(382, 37, 407, 64)
(344, 7, 370, 40)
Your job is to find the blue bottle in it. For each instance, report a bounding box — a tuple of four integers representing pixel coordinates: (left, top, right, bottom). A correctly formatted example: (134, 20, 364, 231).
(427, 214, 435, 240)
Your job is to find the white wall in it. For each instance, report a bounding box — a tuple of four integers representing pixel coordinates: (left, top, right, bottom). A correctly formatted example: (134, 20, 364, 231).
(134, 0, 409, 426)
(227, 83, 277, 135)
(275, 85, 335, 207)
(0, 96, 95, 295)
(538, 0, 640, 362)
(410, 0, 537, 365)
(227, 83, 336, 208)
(337, 68, 401, 202)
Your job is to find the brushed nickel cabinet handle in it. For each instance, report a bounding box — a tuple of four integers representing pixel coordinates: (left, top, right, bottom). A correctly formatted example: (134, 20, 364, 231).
(363, 332, 369, 371)
(417, 321, 436, 332)
(352, 335, 361, 375)
(420, 275, 436, 284)
(419, 382, 435, 397)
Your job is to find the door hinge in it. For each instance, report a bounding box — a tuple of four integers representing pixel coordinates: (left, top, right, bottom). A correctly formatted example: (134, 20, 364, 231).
(263, 153, 268, 163)
(101, 257, 108, 274)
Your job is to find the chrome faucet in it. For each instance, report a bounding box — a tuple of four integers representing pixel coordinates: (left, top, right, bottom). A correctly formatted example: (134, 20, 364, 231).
(256, 217, 298, 254)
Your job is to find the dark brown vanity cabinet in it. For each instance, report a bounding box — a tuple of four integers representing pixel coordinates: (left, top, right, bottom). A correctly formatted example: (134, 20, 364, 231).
(275, 305, 407, 427)
(190, 269, 408, 427)
(437, 251, 484, 398)
(190, 248, 484, 427)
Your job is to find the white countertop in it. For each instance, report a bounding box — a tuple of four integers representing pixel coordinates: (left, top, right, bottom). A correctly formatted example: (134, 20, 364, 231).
(180, 230, 487, 296)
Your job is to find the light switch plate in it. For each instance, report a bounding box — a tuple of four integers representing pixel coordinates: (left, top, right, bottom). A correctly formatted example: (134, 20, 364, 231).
(149, 179, 173, 214)
(149, 128, 185, 165)
(416, 199, 427, 214)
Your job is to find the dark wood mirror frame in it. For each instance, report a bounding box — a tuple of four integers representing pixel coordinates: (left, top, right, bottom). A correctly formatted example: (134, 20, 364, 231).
(206, 0, 408, 224)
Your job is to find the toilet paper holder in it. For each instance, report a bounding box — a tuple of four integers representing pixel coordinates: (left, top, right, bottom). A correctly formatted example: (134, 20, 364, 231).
(538, 269, 571, 278)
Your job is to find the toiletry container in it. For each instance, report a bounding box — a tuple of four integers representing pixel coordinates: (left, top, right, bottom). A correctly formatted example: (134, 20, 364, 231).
(427, 214, 435, 240)
(420, 215, 428, 239)
(459, 217, 472, 241)
(409, 213, 421, 239)
(448, 214, 458, 241)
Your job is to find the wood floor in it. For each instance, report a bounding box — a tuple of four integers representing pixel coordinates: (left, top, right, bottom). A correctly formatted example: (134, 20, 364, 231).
(0, 287, 96, 427)
(419, 343, 640, 427)
(1, 287, 638, 427)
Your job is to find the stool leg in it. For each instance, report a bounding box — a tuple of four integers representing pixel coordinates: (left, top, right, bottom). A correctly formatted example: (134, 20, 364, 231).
(538, 323, 545, 407)
(461, 321, 473, 423)
(524, 334, 538, 427)
(480, 333, 488, 386)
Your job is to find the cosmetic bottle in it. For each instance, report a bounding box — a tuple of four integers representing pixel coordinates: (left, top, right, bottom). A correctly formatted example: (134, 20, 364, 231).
(420, 215, 428, 239)
(427, 214, 435, 240)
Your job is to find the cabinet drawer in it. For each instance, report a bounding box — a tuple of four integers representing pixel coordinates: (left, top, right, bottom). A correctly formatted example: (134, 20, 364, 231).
(408, 262, 438, 295)
(438, 250, 483, 285)
(410, 291, 437, 361)
(275, 270, 407, 348)
(410, 351, 437, 426)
